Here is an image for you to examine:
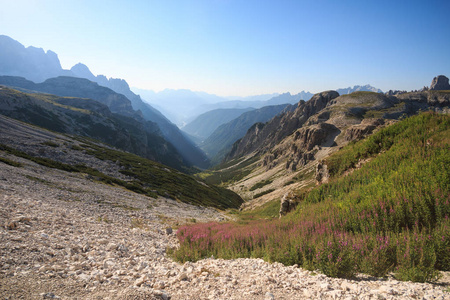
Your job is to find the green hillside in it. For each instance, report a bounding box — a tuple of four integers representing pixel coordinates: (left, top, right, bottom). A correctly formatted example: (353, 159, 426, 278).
(173, 112, 449, 282)
(0, 115, 243, 210)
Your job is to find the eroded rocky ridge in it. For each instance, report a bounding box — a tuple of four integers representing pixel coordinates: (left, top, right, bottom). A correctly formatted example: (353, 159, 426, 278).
(226, 91, 340, 161)
(219, 84, 450, 208)
(227, 88, 450, 166)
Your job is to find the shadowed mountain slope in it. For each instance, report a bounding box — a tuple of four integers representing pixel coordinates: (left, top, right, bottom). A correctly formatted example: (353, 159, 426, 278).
(0, 86, 189, 170)
(183, 107, 255, 140)
(0, 75, 209, 169)
(201, 104, 293, 163)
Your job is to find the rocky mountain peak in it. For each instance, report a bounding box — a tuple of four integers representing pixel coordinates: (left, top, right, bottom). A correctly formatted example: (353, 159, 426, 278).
(0, 36, 63, 82)
(307, 90, 339, 107)
(70, 63, 96, 81)
(430, 75, 450, 90)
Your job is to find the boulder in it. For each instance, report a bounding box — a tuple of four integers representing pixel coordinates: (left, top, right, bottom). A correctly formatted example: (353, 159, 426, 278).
(279, 192, 297, 218)
(315, 161, 329, 185)
(430, 75, 450, 90)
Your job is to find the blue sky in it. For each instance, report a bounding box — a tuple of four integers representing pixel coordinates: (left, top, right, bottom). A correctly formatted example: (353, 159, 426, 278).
(1, 0, 449, 96)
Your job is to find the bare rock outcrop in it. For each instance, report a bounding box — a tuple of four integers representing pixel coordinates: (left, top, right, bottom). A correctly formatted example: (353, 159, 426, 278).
(225, 91, 339, 161)
(293, 123, 337, 151)
(279, 192, 297, 218)
(315, 161, 329, 185)
(344, 118, 384, 142)
(430, 75, 450, 90)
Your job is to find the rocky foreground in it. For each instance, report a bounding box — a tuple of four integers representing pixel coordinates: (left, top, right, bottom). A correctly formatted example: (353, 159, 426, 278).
(0, 123, 449, 299)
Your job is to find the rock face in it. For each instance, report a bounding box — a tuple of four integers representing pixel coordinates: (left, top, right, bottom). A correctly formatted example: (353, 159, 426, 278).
(315, 161, 329, 185)
(225, 91, 340, 161)
(430, 75, 450, 90)
(264, 122, 339, 172)
(279, 192, 297, 218)
(344, 119, 385, 142)
(0, 35, 65, 83)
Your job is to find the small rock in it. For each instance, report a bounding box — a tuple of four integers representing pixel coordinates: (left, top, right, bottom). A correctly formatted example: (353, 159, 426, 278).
(6, 221, 18, 230)
(106, 243, 117, 251)
(153, 290, 170, 300)
(78, 273, 91, 282)
(178, 272, 188, 281)
(320, 282, 331, 290)
(117, 244, 128, 252)
(341, 281, 359, 292)
(154, 280, 166, 289)
(134, 276, 147, 287)
(103, 259, 115, 269)
(379, 285, 396, 295)
(165, 227, 173, 235)
(265, 292, 275, 300)
(41, 292, 60, 299)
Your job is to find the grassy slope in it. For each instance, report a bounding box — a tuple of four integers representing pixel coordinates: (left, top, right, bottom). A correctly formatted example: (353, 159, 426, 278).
(0, 87, 192, 171)
(173, 112, 449, 282)
(77, 140, 243, 209)
(0, 136, 242, 210)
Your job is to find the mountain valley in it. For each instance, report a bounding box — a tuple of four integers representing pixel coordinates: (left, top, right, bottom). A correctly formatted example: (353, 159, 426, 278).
(1, 33, 450, 299)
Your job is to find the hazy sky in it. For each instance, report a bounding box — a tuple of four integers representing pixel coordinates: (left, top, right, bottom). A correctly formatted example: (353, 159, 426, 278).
(1, 0, 449, 96)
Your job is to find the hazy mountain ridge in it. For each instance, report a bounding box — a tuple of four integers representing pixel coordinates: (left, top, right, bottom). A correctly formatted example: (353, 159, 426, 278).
(336, 84, 383, 95)
(0, 35, 67, 83)
(201, 104, 293, 164)
(133, 88, 314, 126)
(0, 35, 208, 168)
(69, 64, 211, 169)
(182, 107, 255, 140)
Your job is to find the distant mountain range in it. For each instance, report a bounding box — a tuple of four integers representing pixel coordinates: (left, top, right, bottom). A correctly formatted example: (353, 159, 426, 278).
(201, 104, 293, 164)
(133, 88, 314, 126)
(0, 35, 208, 168)
(182, 107, 255, 140)
(0, 34, 387, 171)
(135, 87, 384, 127)
(0, 35, 68, 83)
(336, 85, 383, 95)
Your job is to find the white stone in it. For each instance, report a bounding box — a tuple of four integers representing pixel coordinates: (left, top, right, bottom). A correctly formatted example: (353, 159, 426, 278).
(78, 273, 91, 282)
(178, 272, 188, 281)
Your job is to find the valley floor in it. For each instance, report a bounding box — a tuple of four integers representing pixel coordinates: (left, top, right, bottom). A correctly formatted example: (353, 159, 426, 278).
(1, 148, 449, 299)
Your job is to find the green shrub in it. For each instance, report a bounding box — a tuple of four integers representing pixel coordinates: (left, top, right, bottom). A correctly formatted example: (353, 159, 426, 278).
(249, 180, 273, 191)
(254, 189, 275, 198)
(0, 156, 22, 167)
